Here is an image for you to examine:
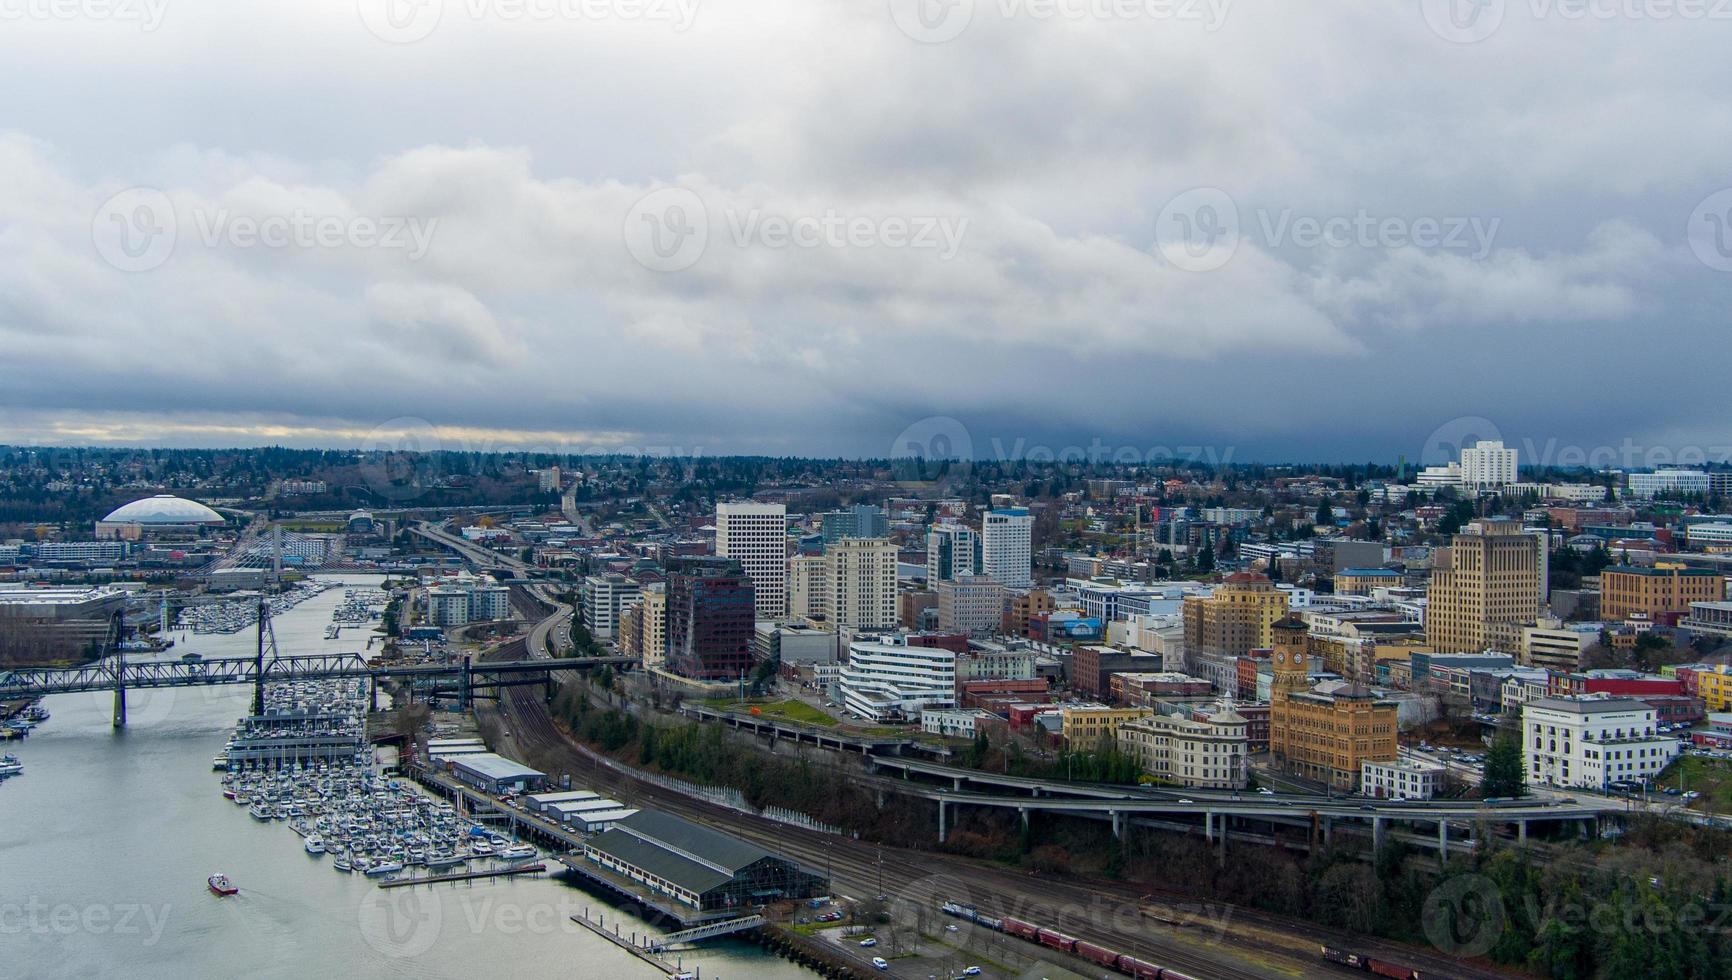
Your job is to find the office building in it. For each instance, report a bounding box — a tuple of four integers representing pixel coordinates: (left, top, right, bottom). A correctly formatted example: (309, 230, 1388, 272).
(1600, 565, 1724, 620)
(0, 586, 127, 664)
(1268, 616, 1399, 790)
(825, 538, 899, 630)
(1361, 758, 1443, 801)
(937, 575, 1003, 635)
(839, 636, 957, 722)
(1626, 470, 1711, 499)
(786, 554, 829, 621)
(820, 504, 887, 543)
(666, 558, 756, 681)
(1460, 440, 1518, 490)
(583, 573, 640, 641)
(926, 523, 978, 583)
(1523, 696, 1678, 790)
(1425, 521, 1547, 654)
(1117, 709, 1249, 789)
(716, 501, 787, 619)
(980, 508, 1034, 589)
(1182, 573, 1289, 659)
(639, 584, 667, 666)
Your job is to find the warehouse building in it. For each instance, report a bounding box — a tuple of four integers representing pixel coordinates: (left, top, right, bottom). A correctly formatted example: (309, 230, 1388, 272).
(447, 752, 547, 794)
(581, 809, 825, 915)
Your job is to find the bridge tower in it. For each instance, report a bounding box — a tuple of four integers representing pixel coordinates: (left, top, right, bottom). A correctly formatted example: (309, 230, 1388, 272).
(112, 643, 127, 729)
(459, 655, 473, 711)
(252, 597, 277, 716)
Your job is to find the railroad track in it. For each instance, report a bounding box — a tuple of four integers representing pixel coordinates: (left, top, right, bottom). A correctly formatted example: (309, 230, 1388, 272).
(486, 660, 1506, 980)
(491, 682, 1337, 980)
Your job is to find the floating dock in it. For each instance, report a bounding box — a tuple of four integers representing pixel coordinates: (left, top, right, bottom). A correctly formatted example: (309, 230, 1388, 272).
(377, 862, 547, 888)
(569, 908, 686, 976)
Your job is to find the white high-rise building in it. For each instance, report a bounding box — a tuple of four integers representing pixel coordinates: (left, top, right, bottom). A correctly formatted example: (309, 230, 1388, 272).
(926, 523, 977, 583)
(1460, 440, 1518, 490)
(787, 554, 829, 621)
(826, 538, 899, 631)
(582, 573, 640, 641)
(716, 501, 788, 619)
(980, 508, 1033, 589)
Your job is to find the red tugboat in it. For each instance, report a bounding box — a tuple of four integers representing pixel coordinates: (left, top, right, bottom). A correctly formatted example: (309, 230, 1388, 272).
(207, 873, 239, 897)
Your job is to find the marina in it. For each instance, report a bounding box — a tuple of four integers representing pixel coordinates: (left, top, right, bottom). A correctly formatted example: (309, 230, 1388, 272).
(0, 573, 815, 979)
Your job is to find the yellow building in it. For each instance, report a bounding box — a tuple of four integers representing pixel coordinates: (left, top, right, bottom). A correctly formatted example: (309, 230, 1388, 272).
(1599, 565, 1724, 621)
(1425, 521, 1546, 653)
(1268, 616, 1399, 791)
(1061, 706, 1153, 749)
(1698, 665, 1732, 712)
(639, 586, 666, 666)
(1182, 573, 1289, 659)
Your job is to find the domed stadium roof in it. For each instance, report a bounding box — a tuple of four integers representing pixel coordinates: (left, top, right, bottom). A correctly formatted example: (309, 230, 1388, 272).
(101, 494, 224, 525)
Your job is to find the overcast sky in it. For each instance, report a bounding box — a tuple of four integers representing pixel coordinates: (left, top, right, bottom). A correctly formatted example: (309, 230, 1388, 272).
(1, 0, 1728, 467)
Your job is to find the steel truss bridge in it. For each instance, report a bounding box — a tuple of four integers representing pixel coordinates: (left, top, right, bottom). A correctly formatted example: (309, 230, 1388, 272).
(0, 653, 636, 727)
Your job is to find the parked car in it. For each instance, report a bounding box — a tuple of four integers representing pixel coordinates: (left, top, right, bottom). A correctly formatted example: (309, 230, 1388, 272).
(859, 938, 877, 948)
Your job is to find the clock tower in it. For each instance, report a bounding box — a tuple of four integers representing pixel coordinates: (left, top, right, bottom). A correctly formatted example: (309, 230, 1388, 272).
(1269, 614, 1310, 702)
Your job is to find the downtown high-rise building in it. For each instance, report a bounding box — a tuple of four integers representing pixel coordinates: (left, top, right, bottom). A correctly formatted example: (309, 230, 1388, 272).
(1425, 520, 1547, 654)
(926, 522, 978, 583)
(980, 507, 1034, 589)
(819, 503, 888, 543)
(665, 557, 756, 681)
(825, 538, 899, 630)
(716, 501, 788, 619)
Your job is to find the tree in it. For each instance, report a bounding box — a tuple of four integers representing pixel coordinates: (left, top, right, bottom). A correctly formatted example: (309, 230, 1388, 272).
(1482, 733, 1526, 798)
(1315, 499, 1333, 528)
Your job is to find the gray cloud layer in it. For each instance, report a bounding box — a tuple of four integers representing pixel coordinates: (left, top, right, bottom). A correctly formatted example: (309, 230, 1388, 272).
(0, 0, 1728, 463)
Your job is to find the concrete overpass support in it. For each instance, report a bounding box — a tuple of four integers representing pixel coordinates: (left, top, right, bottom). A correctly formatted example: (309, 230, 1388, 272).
(1019, 806, 1029, 832)
(1372, 816, 1384, 852)
(1437, 820, 1449, 865)
(953, 776, 964, 792)
(1517, 819, 1527, 844)
(938, 799, 947, 844)
(1111, 810, 1122, 839)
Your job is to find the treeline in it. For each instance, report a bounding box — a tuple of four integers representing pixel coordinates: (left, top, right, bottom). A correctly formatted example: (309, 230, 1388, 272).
(549, 684, 933, 844)
(1113, 816, 1731, 980)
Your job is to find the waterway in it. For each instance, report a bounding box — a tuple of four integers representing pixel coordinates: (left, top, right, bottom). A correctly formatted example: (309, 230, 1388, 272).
(0, 574, 813, 980)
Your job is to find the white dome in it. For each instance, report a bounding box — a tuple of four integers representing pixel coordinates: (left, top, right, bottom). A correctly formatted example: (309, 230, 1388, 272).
(102, 494, 225, 525)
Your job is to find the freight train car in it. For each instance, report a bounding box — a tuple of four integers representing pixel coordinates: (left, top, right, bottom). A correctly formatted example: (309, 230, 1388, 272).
(1038, 928, 1078, 952)
(1074, 940, 1121, 968)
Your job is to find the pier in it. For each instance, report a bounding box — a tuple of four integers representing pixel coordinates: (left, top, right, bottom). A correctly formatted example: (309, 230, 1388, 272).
(568, 907, 694, 977)
(377, 862, 548, 888)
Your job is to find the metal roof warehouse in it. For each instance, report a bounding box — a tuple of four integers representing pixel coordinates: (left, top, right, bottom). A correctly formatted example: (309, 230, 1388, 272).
(446, 752, 547, 794)
(581, 809, 825, 913)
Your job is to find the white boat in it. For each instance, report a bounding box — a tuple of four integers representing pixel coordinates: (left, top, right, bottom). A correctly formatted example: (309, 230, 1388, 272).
(304, 835, 326, 855)
(0, 754, 22, 778)
(469, 841, 494, 857)
(499, 843, 536, 861)
(364, 860, 403, 877)
(332, 856, 354, 873)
